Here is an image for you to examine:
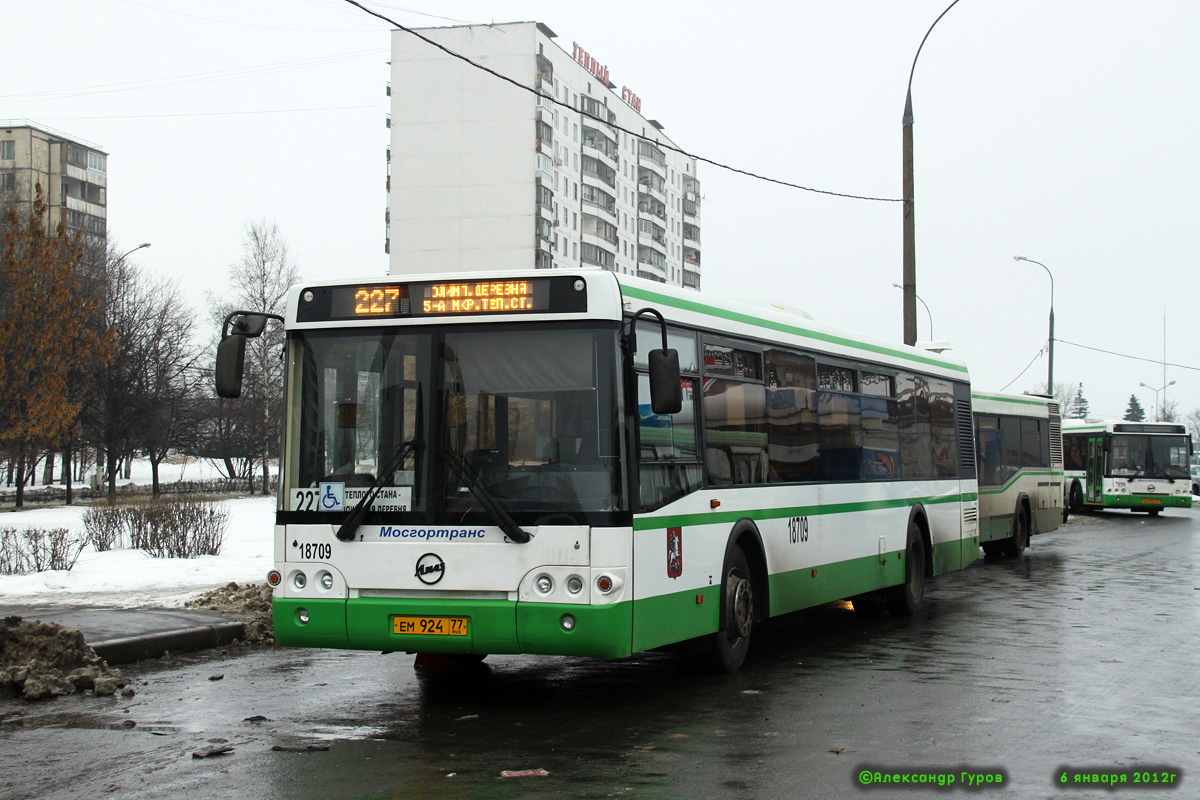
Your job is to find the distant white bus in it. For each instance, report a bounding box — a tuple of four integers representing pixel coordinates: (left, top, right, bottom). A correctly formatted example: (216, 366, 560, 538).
(1062, 419, 1193, 514)
(216, 269, 980, 672)
(971, 392, 1064, 556)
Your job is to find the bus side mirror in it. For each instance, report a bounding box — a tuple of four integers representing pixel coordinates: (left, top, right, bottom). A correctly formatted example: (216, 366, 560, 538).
(215, 311, 281, 399)
(215, 334, 247, 399)
(648, 348, 682, 415)
(233, 314, 269, 336)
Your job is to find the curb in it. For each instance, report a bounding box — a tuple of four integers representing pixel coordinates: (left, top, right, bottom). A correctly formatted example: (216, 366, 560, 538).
(90, 622, 246, 665)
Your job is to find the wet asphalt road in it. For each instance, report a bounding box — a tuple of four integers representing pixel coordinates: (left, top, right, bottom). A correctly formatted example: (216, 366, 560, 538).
(2, 508, 1198, 800)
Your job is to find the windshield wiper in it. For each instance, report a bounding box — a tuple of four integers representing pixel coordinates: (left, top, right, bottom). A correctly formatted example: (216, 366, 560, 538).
(335, 437, 421, 542)
(442, 449, 531, 544)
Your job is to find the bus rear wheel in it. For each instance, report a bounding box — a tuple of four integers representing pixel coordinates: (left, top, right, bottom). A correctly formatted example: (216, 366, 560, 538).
(1003, 507, 1028, 556)
(711, 546, 753, 673)
(887, 522, 926, 616)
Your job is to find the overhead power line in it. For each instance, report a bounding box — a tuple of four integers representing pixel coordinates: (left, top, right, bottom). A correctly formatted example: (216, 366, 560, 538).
(1055, 339, 1200, 373)
(1000, 344, 1046, 392)
(0, 49, 388, 105)
(340, 0, 901, 204)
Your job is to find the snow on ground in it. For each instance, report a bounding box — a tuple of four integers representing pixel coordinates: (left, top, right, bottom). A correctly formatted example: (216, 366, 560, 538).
(0, 496, 276, 609)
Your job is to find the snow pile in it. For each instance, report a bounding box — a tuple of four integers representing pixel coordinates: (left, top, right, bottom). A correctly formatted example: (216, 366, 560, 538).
(185, 582, 274, 644)
(1, 616, 132, 701)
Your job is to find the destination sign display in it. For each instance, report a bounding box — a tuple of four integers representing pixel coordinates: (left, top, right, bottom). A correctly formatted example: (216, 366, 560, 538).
(297, 276, 586, 322)
(411, 280, 548, 315)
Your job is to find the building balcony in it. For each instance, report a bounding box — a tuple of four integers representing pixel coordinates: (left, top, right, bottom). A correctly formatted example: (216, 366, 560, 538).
(637, 197, 666, 222)
(582, 168, 615, 192)
(682, 269, 701, 289)
(637, 179, 666, 205)
(638, 230, 667, 255)
(636, 258, 667, 282)
(535, 153, 555, 186)
(637, 153, 666, 180)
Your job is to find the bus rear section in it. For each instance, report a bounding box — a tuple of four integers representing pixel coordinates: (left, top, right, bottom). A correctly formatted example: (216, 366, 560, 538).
(972, 392, 1064, 556)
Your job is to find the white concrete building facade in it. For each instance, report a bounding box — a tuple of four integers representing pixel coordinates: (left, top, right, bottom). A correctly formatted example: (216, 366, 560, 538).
(0, 121, 107, 239)
(388, 22, 701, 288)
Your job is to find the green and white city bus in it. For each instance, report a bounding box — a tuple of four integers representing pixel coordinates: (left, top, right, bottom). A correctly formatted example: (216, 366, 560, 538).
(216, 270, 980, 671)
(971, 392, 1063, 556)
(1062, 419, 1193, 515)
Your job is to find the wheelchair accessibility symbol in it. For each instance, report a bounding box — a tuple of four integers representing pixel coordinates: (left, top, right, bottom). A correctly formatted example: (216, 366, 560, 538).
(318, 482, 345, 512)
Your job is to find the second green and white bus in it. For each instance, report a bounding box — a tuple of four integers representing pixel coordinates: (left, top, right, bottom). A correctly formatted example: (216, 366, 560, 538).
(1062, 419, 1193, 515)
(971, 392, 1064, 556)
(217, 269, 981, 671)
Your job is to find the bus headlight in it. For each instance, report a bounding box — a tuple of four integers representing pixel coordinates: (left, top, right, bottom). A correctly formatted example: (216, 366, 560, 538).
(318, 571, 334, 590)
(292, 570, 307, 590)
(566, 575, 584, 595)
(535, 574, 554, 595)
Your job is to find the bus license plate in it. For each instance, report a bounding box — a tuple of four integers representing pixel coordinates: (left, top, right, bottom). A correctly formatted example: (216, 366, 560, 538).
(392, 616, 469, 636)
(1141, 498, 1162, 504)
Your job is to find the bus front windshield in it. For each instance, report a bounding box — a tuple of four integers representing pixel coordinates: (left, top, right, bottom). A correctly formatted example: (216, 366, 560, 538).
(286, 324, 627, 524)
(1107, 434, 1191, 479)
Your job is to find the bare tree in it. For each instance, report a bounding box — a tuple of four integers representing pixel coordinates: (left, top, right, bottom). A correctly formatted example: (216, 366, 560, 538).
(82, 242, 157, 502)
(209, 219, 299, 494)
(1026, 381, 1080, 416)
(137, 277, 202, 495)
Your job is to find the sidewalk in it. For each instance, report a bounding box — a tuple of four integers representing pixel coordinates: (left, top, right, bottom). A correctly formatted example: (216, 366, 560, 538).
(0, 604, 245, 665)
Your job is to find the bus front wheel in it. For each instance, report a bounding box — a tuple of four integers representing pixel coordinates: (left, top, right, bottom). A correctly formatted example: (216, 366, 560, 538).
(1069, 482, 1086, 514)
(712, 546, 753, 673)
(887, 521, 926, 616)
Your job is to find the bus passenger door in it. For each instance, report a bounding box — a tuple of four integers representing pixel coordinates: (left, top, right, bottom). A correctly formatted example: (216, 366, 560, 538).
(1086, 436, 1104, 503)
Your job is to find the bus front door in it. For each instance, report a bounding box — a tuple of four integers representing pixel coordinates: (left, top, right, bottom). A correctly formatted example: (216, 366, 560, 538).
(1086, 436, 1104, 504)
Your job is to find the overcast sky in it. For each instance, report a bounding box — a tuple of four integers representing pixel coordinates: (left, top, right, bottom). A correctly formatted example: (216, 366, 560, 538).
(4, 0, 1198, 421)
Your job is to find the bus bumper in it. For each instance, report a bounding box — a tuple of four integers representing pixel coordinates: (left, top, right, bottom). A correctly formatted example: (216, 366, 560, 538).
(273, 597, 634, 658)
(1098, 493, 1192, 510)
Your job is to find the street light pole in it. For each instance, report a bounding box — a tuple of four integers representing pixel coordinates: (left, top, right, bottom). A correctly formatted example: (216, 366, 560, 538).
(1014, 256, 1054, 395)
(116, 242, 152, 264)
(902, 0, 963, 346)
(892, 283, 933, 340)
(1139, 380, 1175, 422)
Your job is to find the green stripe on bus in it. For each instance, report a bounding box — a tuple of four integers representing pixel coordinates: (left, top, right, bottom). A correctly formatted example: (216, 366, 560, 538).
(978, 469, 1062, 495)
(621, 284, 969, 373)
(633, 491, 977, 531)
(970, 392, 1050, 407)
(633, 585, 720, 652)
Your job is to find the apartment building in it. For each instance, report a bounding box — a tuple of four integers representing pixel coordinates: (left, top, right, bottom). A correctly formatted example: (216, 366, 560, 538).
(0, 121, 107, 238)
(388, 22, 701, 288)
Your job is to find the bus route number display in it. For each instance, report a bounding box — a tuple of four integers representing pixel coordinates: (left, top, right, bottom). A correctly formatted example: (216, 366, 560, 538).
(413, 279, 549, 315)
(352, 285, 401, 316)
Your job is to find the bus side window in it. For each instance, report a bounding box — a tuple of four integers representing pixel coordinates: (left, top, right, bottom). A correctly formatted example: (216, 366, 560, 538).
(637, 373, 702, 511)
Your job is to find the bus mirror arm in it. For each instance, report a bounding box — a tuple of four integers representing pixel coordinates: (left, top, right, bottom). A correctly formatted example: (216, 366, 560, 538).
(624, 307, 682, 415)
(214, 310, 285, 399)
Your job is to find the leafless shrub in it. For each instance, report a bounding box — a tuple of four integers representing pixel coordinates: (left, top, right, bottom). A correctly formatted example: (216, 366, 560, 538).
(82, 505, 128, 551)
(127, 499, 229, 559)
(0, 526, 87, 574)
